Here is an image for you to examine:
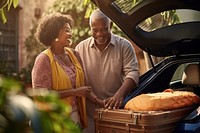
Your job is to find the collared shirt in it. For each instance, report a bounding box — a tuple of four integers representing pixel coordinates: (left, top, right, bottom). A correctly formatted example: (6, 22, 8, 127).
(75, 33, 139, 99)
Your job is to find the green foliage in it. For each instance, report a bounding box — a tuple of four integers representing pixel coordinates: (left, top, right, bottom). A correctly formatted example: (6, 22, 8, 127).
(0, 0, 18, 23)
(161, 10, 180, 25)
(0, 77, 81, 133)
(30, 89, 82, 133)
(0, 76, 22, 107)
(82, 0, 96, 18)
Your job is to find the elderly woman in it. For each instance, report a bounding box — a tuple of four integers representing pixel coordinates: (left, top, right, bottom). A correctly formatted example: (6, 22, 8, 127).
(32, 12, 91, 129)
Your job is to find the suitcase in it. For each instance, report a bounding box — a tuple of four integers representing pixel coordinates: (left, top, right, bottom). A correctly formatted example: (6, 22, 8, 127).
(94, 106, 196, 133)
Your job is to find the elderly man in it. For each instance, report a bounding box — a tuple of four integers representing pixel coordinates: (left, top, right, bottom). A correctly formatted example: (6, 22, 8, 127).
(75, 9, 139, 133)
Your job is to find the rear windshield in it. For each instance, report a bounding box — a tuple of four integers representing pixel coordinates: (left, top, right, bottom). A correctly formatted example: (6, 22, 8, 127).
(114, 0, 144, 13)
(113, 0, 200, 32)
(139, 9, 200, 32)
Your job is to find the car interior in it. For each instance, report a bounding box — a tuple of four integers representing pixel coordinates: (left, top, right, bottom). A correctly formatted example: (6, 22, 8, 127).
(171, 63, 200, 97)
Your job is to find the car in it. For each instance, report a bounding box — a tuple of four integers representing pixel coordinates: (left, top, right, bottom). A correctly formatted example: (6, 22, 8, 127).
(91, 0, 200, 132)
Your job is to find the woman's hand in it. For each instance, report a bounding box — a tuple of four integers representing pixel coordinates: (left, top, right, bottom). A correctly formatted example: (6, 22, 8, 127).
(74, 86, 92, 97)
(58, 86, 91, 98)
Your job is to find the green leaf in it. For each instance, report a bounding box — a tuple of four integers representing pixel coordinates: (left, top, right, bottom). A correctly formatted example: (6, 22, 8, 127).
(13, 0, 19, 8)
(1, 78, 22, 92)
(0, 9, 7, 24)
(84, 7, 93, 18)
(52, 121, 62, 133)
(83, 0, 90, 6)
(8, 0, 13, 10)
(40, 112, 53, 133)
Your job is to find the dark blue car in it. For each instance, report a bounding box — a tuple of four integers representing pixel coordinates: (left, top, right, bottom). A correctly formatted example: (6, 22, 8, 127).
(91, 0, 200, 132)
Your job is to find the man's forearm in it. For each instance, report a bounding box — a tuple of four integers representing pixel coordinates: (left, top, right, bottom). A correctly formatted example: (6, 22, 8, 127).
(117, 78, 137, 98)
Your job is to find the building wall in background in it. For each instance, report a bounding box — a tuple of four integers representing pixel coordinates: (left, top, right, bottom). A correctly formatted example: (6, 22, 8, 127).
(18, 0, 56, 70)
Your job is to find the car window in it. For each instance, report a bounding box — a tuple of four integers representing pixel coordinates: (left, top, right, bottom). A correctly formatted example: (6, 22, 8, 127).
(114, 0, 144, 13)
(139, 9, 200, 32)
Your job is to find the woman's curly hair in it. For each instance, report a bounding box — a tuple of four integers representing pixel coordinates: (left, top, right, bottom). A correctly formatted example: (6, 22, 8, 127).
(35, 12, 74, 46)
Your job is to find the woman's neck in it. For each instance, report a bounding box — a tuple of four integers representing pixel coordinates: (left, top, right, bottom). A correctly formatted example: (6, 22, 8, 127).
(50, 45, 65, 55)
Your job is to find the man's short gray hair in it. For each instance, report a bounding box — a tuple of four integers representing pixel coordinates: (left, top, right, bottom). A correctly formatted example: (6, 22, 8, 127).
(89, 9, 111, 26)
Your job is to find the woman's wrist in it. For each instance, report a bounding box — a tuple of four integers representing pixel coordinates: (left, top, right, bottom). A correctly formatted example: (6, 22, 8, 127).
(96, 98, 104, 107)
(87, 93, 98, 104)
(93, 97, 98, 104)
(88, 92, 104, 107)
(91, 96, 102, 106)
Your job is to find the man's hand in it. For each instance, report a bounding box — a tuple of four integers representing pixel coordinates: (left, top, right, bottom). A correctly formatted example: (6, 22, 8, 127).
(104, 93, 124, 109)
(104, 78, 136, 109)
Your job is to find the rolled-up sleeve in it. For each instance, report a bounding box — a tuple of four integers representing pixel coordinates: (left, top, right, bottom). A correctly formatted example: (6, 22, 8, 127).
(122, 41, 139, 85)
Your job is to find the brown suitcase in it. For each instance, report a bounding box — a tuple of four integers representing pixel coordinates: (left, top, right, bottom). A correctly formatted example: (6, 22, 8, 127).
(94, 106, 196, 133)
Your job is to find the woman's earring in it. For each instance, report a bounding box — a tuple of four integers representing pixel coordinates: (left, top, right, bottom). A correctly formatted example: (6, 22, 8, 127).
(55, 38, 59, 42)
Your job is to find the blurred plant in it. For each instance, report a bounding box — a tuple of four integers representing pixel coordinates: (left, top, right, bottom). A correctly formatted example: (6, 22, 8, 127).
(29, 89, 82, 133)
(0, 76, 22, 107)
(0, 76, 81, 133)
(0, 0, 18, 23)
(0, 76, 25, 133)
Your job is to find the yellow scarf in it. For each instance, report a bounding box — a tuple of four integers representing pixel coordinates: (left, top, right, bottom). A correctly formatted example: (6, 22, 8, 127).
(43, 47, 87, 128)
